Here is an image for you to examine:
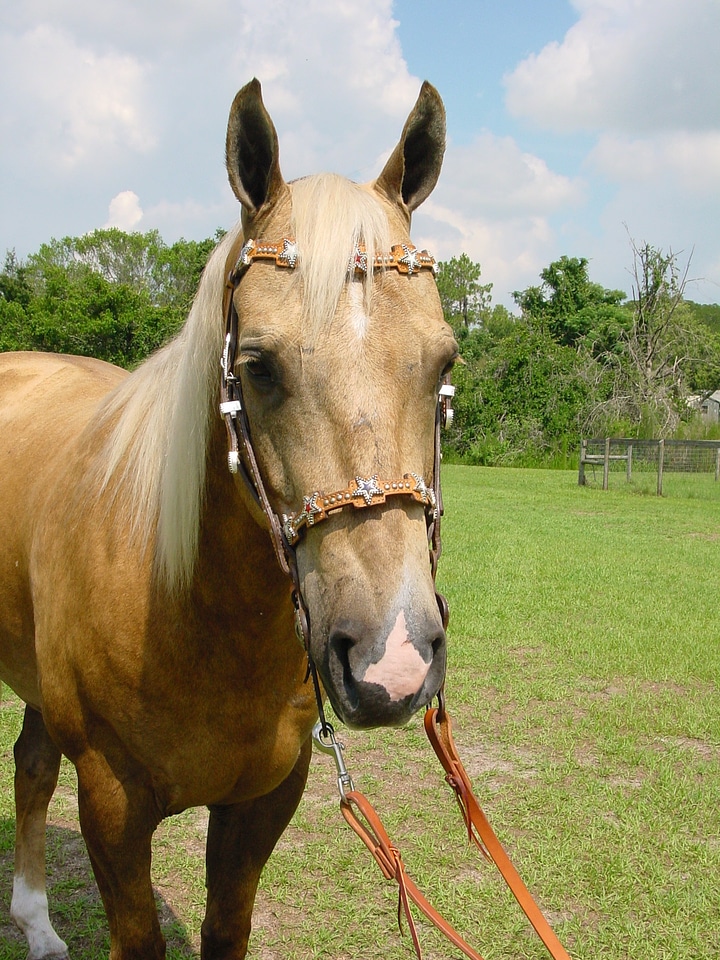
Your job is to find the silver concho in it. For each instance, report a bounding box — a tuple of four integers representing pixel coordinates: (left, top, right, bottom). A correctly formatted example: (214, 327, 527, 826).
(352, 475, 382, 505)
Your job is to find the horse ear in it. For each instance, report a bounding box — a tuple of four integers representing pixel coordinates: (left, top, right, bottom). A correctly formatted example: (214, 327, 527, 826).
(375, 81, 446, 214)
(226, 78, 287, 217)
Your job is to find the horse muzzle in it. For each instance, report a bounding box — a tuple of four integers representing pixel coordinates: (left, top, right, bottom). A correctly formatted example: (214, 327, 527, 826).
(318, 609, 447, 729)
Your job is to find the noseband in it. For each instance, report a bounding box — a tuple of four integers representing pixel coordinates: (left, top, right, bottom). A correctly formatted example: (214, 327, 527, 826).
(219, 235, 454, 679)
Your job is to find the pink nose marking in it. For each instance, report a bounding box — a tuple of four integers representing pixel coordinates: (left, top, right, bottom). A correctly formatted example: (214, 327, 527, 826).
(361, 610, 430, 701)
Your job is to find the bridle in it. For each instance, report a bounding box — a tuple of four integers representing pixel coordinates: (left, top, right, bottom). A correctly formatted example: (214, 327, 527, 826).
(219, 235, 453, 710)
(219, 235, 572, 960)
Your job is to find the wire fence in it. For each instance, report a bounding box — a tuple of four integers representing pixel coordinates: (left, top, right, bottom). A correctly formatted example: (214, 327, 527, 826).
(579, 438, 720, 494)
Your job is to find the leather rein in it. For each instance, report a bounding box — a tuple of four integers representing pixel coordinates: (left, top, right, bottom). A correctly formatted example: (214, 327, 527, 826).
(219, 235, 572, 960)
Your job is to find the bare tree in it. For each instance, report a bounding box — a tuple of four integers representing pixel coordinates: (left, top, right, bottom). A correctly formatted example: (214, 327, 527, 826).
(587, 238, 703, 436)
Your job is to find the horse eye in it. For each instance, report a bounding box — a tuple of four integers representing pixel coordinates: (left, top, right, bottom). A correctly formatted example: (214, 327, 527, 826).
(440, 354, 459, 380)
(244, 356, 273, 384)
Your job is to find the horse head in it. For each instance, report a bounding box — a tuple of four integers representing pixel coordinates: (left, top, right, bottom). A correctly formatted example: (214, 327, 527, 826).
(224, 79, 458, 729)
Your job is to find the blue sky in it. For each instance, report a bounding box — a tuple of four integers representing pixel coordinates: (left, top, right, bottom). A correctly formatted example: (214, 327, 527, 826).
(1, 0, 719, 307)
(394, 1, 579, 144)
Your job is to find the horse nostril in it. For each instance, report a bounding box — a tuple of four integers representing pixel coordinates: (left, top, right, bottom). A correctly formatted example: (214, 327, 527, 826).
(328, 630, 360, 711)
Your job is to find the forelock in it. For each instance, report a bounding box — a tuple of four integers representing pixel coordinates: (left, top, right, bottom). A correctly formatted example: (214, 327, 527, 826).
(289, 174, 391, 332)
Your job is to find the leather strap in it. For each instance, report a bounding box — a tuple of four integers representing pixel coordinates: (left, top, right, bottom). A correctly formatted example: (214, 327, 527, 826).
(282, 474, 437, 545)
(221, 233, 568, 958)
(337, 707, 572, 960)
(341, 789, 485, 960)
(228, 236, 438, 277)
(425, 707, 572, 960)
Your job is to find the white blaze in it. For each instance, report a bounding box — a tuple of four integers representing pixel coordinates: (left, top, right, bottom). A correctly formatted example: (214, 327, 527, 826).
(347, 282, 370, 338)
(361, 610, 430, 701)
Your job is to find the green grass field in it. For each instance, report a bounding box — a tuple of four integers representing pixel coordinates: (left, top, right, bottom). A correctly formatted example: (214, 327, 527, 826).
(1, 465, 719, 959)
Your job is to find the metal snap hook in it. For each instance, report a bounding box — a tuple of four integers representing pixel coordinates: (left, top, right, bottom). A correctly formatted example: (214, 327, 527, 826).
(312, 720, 355, 800)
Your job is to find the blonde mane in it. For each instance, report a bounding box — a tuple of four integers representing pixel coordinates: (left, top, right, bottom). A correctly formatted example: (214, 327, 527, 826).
(94, 174, 394, 592)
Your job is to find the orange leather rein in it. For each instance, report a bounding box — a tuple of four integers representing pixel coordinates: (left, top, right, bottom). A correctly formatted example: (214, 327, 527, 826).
(315, 705, 572, 960)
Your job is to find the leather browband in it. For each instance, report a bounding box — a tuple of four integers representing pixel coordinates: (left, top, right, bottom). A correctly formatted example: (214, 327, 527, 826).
(231, 237, 438, 278)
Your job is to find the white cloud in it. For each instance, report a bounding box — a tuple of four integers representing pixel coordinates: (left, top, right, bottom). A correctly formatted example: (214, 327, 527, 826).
(141, 197, 235, 238)
(0, 0, 422, 257)
(505, 0, 720, 134)
(5, 0, 715, 307)
(407, 134, 586, 305)
(12, 0, 419, 173)
(414, 198, 557, 305)
(590, 131, 720, 193)
(0, 24, 155, 172)
(104, 191, 144, 231)
(497, 0, 720, 304)
(580, 130, 720, 301)
(3, 0, 232, 54)
(438, 134, 584, 217)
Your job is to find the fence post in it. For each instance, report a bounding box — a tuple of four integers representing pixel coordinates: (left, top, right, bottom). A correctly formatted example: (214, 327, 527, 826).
(603, 437, 610, 490)
(579, 440, 587, 486)
(626, 442, 633, 483)
(657, 439, 665, 496)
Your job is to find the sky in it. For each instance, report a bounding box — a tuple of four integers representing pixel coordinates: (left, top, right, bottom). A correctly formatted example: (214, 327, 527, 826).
(1, 0, 719, 308)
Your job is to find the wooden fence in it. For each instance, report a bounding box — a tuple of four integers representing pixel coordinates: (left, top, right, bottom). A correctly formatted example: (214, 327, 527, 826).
(579, 438, 720, 494)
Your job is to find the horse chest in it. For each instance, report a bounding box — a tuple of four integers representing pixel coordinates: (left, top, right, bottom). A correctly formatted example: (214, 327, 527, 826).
(118, 645, 318, 812)
(146, 698, 316, 813)
(37, 595, 317, 811)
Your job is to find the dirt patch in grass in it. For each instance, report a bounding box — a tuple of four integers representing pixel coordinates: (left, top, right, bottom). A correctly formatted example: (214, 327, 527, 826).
(652, 735, 720, 762)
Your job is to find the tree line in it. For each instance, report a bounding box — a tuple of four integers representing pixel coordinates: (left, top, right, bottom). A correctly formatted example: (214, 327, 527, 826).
(2, 228, 719, 465)
(0, 229, 220, 368)
(437, 246, 720, 465)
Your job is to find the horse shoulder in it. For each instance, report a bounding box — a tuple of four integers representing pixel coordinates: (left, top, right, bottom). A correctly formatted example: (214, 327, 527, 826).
(0, 352, 127, 706)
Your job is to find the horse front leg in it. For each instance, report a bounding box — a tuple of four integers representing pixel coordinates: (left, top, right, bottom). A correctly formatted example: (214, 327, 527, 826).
(74, 744, 165, 960)
(11, 704, 68, 960)
(201, 737, 312, 960)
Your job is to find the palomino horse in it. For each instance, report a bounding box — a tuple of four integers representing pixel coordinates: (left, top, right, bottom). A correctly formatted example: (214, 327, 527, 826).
(0, 78, 457, 958)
